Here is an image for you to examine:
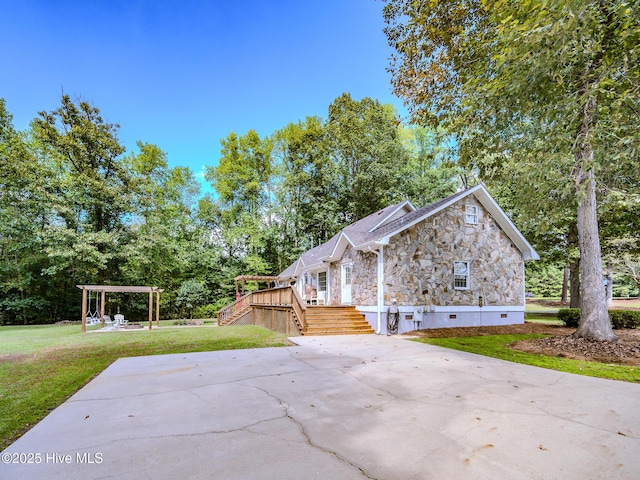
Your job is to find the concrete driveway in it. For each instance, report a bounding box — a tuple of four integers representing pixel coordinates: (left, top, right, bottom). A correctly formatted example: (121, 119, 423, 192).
(2, 334, 639, 479)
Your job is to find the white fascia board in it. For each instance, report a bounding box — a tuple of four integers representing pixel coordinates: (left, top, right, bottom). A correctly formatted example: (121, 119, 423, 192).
(301, 260, 328, 272)
(368, 200, 417, 232)
(372, 184, 539, 261)
(473, 186, 540, 261)
(379, 186, 483, 244)
(292, 259, 305, 278)
(354, 237, 391, 251)
(326, 232, 355, 261)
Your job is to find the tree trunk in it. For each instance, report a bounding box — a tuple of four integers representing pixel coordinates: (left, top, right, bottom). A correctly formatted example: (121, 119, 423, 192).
(606, 262, 613, 307)
(569, 258, 580, 309)
(573, 165, 617, 341)
(561, 265, 569, 304)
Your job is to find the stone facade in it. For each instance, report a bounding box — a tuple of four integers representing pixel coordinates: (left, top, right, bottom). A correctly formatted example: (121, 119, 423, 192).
(327, 195, 524, 308)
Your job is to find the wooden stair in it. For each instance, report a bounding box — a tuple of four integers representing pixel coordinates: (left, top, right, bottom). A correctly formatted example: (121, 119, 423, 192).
(303, 306, 374, 335)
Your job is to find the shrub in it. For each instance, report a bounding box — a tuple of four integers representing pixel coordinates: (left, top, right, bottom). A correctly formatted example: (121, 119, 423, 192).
(557, 308, 581, 328)
(609, 310, 640, 329)
(557, 308, 640, 329)
(192, 304, 218, 319)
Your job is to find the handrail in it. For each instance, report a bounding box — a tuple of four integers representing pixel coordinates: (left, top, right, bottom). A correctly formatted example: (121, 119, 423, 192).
(216, 286, 307, 332)
(290, 286, 307, 332)
(217, 291, 254, 325)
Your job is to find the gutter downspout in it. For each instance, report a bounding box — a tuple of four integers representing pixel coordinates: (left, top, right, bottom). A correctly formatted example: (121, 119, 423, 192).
(365, 242, 386, 335)
(376, 244, 384, 334)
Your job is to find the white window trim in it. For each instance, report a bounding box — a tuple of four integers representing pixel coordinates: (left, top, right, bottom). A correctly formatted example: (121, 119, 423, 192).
(465, 205, 478, 225)
(454, 261, 470, 290)
(317, 270, 328, 293)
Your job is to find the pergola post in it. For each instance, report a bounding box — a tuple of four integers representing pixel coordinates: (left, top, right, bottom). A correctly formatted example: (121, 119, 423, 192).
(156, 290, 160, 327)
(81, 287, 87, 333)
(148, 291, 153, 331)
(100, 290, 106, 326)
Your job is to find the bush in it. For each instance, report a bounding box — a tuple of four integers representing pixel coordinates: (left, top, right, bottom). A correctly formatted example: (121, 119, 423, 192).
(192, 304, 218, 319)
(609, 310, 640, 329)
(557, 309, 581, 328)
(557, 308, 640, 329)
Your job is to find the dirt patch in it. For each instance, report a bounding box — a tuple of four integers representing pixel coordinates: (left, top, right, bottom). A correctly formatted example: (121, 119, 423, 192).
(405, 323, 640, 366)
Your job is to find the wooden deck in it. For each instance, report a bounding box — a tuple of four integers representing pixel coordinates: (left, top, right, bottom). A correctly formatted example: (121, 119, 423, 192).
(217, 287, 374, 335)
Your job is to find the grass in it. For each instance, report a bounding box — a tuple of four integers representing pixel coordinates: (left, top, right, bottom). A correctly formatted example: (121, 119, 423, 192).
(0, 323, 291, 451)
(416, 334, 640, 384)
(524, 312, 563, 324)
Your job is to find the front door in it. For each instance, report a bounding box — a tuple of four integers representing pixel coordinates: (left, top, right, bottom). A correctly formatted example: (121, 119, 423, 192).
(341, 264, 352, 304)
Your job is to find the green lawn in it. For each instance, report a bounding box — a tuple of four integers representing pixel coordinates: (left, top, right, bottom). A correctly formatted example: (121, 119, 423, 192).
(0, 323, 291, 450)
(416, 334, 640, 384)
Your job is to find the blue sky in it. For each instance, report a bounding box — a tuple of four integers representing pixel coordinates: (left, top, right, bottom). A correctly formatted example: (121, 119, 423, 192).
(2, 0, 406, 190)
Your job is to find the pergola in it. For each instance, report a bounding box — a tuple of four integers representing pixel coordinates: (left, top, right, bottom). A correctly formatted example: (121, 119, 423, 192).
(234, 275, 279, 296)
(77, 285, 164, 332)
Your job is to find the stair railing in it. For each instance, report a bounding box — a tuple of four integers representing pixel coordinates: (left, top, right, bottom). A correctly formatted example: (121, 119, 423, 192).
(217, 286, 307, 332)
(217, 291, 254, 325)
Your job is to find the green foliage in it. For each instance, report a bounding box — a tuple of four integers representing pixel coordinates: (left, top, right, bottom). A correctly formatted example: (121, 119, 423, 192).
(558, 308, 640, 329)
(558, 309, 582, 328)
(176, 279, 209, 318)
(383, 0, 640, 340)
(417, 335, 640, 383)
(192, 304, 219, 319)
(326, 93, 408, 223)
(0, 91, 471, 324)
(525, 263, 565, 298)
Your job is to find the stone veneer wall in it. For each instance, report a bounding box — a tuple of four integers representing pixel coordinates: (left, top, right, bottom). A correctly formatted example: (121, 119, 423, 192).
(328, 245, 375, 306)
(328, 195, 524, 308)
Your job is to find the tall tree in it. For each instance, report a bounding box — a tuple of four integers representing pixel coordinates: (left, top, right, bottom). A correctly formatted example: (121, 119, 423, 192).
(274, 116, 338, 255)
(32, 95, 131, 286)
(326, 93, 408, 223)
(383, 0, 640, 341)
(0, 100, 53, 323)
(397, 125, 461, 206)
(205, 130, 275, 276)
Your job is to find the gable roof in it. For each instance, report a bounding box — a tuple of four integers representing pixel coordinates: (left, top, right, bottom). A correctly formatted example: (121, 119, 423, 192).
(360, 184, 539, 260)
(278, 201, 416, 280)
(278, 185, 538, 279)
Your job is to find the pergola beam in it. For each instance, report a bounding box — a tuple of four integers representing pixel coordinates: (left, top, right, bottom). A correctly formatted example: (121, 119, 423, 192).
(234, 276, 279, 295)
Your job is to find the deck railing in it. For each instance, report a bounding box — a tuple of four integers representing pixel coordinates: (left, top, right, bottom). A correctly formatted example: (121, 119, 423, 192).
(217, 291, 254, 326)
(217, 286, 307, 333)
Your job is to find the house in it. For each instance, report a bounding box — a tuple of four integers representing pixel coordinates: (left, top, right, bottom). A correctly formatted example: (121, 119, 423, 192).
(278, 184, 539, 334)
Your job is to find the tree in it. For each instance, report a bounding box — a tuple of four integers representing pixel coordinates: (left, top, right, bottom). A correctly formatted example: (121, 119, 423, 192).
(32, 95, 131, 288)
(383, 0, 640, 341)
(274, 116, 339, 255)
(205, 130, 275, 276)
(397, 125, 461, 207)
(120, 142, 207, 316)
(0, 99, 53, 323)
(326, 93, 408, 223)
(176, 279, 208, 319)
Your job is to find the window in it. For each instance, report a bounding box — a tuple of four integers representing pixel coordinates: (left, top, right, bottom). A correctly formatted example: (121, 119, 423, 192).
(465, 205, 478, 224)
(318, 271, 327, 292)
(454, 261, 470, 289)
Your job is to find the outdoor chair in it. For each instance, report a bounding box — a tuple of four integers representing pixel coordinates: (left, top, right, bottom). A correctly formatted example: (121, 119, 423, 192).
(304, 284, 318, 305)
(114, 314, 127, 327)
